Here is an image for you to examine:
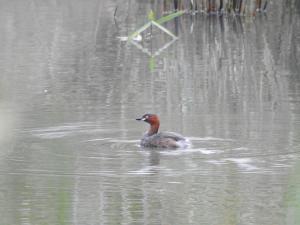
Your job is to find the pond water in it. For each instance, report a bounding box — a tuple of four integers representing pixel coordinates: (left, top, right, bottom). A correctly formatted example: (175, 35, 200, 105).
(0, 1, 300, 225)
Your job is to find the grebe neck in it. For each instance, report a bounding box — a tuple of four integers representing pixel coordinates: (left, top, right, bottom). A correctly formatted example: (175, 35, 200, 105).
(148, 122, 159, 136)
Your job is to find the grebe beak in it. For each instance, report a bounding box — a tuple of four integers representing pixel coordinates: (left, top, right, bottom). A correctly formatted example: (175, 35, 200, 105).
(136, 117, 146, 121)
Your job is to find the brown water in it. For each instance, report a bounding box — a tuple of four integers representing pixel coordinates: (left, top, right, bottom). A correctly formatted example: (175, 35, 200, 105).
(0, 1, 300, 225)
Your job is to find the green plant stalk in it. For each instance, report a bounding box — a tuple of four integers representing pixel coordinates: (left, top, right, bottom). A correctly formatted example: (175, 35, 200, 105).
(129, 10, 184, 40)
(149, 57, 155, 71)
(156, 10, 184, 24)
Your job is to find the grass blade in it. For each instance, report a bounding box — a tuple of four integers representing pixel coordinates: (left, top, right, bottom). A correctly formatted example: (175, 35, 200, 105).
(156, 10, 184, 25)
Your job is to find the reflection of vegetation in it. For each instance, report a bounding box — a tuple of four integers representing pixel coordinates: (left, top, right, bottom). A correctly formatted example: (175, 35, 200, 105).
(130, 37, 177, 71)
(129, 10, 182, 40)
(162, 0, 269, 15)
(149, 57, 155, 71)
(285, 161, 300, 224)
(57, 183, 71, 225)
(127, 10, 181, 71)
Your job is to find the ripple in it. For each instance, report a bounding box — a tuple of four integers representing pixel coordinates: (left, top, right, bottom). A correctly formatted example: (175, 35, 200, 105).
(160, 148, 223, 156)
(213, 158, 259, 171)
(108, 139, 140, 143)
(82, 138, 112, 142)
(225, 158, 259, 171)
(128, 165, 172, 175)
(0, 169, 120, 177)
(232, 147, 249, 151)
(188, 136, 234, 142)
(25, 122, 128, 139)
(128, 166, 159, 175)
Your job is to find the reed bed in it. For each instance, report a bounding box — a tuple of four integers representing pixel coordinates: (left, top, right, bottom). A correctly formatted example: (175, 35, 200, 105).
(161, 0, 268, 16)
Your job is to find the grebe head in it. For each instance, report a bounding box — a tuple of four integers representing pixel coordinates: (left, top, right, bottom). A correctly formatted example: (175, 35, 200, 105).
(136, 114, 159, 124)
(136, 114, 160, 135)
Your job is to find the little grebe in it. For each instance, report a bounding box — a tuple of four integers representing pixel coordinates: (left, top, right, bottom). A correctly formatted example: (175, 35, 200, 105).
(136, 114, 190, 148)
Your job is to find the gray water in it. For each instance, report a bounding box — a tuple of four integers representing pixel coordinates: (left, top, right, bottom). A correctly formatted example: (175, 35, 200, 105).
(0, 1, 300, 225)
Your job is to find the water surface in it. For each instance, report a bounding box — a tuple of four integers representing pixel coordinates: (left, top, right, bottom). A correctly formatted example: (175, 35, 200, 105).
(0, 1, 300, 224)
